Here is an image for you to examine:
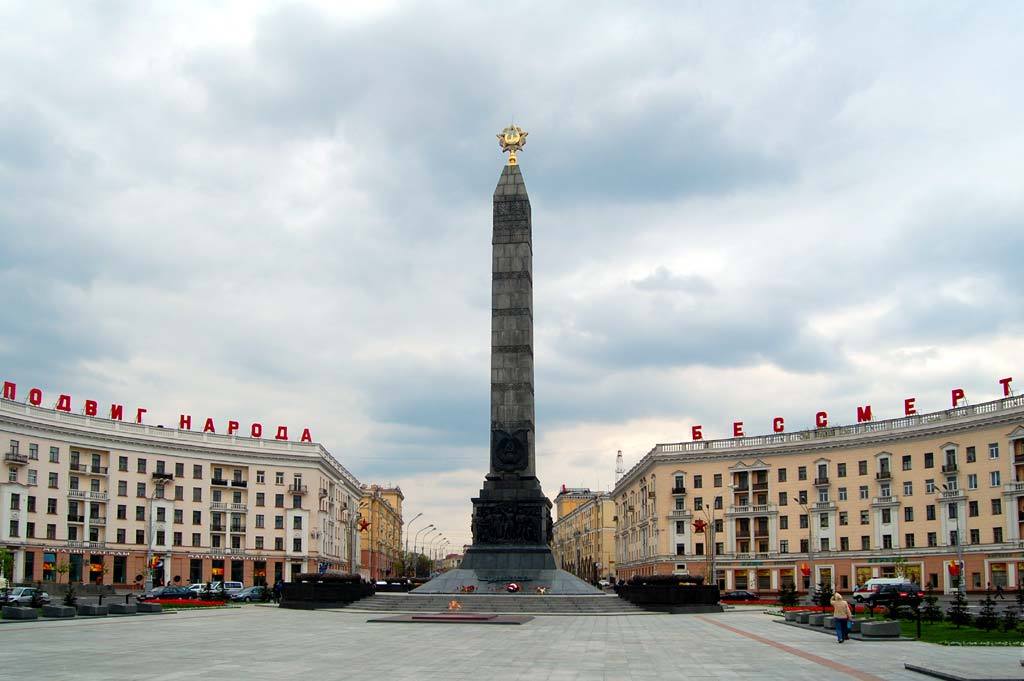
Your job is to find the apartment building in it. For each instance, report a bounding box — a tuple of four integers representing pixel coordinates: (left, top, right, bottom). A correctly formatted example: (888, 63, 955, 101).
(552, 487, 617, 583)
(0, 397, 363, 588)
(613, 394, 1024, 594)
(359, 484, 403, 580)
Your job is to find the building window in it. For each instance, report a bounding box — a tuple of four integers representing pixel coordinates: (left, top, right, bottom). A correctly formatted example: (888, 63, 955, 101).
(994, 527, 1004, 543)
(28, 443, 38, 460)
(882, 534, 893, 549)
(925, 479, 935, 494)
(990, 471, 1001, 486)
(275, 537, 284, 551)
(48, 472, 58, 488)
(275, 516, 284, 529)
(989, 443, 999, 459)
(255, 536, 264, 549)
(256, 515, 265, 528)
(693, 475, 702, 489)
(192, 510, 201, 524)
(901, 506, 913, 521)
(819, 513, 829, 528)
(966, 446, 976, 463)
(798, 490, 807, 504)
(135, 530, 144, 544)
(48, 446, 59, 463)
(968, 500, 979, 517)
(256, 492, 265, 506)
(192, 533, 201, 547)
(859, 510, 869, 525)
(835, 463, 845, 478)
(924, 452, 934, 468)
(275, 472, 284, 485)
(858, 486, 868, 500)
(800, 539, 808, 553)
(992, 499, 1003, 515)
(799, 514, 808, 529)
(156, 507, 166, 522)
(778, 468, 787, 482)
(27, 469, 37, 485)
(134, 506, 144, 521)
(714, 496, 722, 510)
(835, 487, 845, 501)
(116, 456, 127, 471)
(779, 515, 788, 530)
(948, 503, 958, 519)
(778, 491, 787, 506)
(275, 494, 284, 508)
(838, 512, 848, 526)
(713, 473, 722, 487)
(174, 509, 183, 524)
(292, 495, 302, 509)
(175, 462, 184, 477)
(969, 528, 980, 544)
(693, 497, 702, 511)
(858, 460, 867, 476)
(292, 538, 302, 552)
(819, 538, 829, 551)
(881, 508, 891, 524)
(779, 540, 788, 553)
(193, 464, 202, 479)
(192, 487, 202, 502)
(675, 543, 685, 556)
(861, 536, 870, 550)
(674, 497, 684, 510)
(839, 537, 849, 551)
(136, 482, 146, 497)
(155, 460, 165, 474)
(256, 470, 265, 484)
(967, 474, 978, 490)
(136, 458, 146, 473)
(174, 485, 184, 501)
(173, 532, 182, 546)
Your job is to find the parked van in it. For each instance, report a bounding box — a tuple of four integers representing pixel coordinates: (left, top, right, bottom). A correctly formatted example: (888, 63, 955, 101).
(851, 577, 905, 603)
(209, 581, 245, 595)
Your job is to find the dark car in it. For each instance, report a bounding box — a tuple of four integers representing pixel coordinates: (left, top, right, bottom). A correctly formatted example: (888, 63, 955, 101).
(137, 586, 195, 602)
(865, 582, 923, 610)
(230, 586, 269, 602)
(721, 590, 759, 601)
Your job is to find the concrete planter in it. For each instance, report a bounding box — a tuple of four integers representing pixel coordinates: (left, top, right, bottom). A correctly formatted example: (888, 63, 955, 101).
(137, 603, 162, 613)
(823, 616, 834, 629)
(849, 619, 862, 633)
(109, 603, 137, 615)
(42, 605, 77, 618)
(76, 604, 109, 616)
(808, 613, 827, 626)
(860, 620, 900, 638)
(2, 606, 38, 620)
(784, 611, 800, 622)
(796, 612, 811, 623)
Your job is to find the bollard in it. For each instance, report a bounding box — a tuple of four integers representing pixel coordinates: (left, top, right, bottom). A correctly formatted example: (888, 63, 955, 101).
(98, 593, 104, 605)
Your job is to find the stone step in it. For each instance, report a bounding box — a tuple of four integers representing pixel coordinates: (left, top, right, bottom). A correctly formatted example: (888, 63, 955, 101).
(340, 594, 646, 614)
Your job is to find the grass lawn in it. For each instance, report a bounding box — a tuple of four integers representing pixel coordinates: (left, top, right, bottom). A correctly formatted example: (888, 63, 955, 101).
(855, 614, 1024, 645)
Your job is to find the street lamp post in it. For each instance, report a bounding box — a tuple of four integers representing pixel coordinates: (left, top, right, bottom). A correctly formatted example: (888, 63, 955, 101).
(404, 513, 424, 576)
(939, 484, 966, 596)
(413, 525, 435, 556)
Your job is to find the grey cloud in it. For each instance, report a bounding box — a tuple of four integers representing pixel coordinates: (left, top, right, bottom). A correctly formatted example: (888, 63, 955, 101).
(632, 267, 715, 294)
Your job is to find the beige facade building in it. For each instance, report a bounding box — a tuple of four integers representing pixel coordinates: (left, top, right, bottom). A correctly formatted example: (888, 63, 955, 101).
(359, 484, 403, 579)
(0, 397, 363, 588)
(613, 394, 1024, 594)
(552, 487, 617, 583)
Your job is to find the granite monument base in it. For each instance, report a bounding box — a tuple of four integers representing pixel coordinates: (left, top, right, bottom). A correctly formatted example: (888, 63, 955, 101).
(413, 545, 599, 595)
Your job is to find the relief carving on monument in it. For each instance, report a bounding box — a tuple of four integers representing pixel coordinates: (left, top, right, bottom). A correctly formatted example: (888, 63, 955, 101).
(490, 428, 529, 473)
(472, 502, 545, 545)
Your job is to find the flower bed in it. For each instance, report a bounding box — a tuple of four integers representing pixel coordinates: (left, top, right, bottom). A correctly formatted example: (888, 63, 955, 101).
(721, 599, 780, 606)
(150, 593, 229, 606)
(782, 604, 868, 613)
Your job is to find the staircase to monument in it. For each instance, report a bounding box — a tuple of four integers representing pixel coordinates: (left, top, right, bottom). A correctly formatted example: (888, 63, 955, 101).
(341, 593, 650, 615)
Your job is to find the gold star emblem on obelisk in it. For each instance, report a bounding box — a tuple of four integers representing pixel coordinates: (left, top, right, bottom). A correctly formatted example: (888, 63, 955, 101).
(497, 123, 528, 165)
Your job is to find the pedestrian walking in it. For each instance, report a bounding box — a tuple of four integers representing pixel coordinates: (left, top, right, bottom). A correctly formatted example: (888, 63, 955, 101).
(273, 579, 283, 604)
(996, 583, 1006, 599)
(831, 592, 852, 643)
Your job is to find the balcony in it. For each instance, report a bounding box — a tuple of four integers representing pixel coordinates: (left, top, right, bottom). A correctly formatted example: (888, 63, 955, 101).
(69, 462, 89, 473)
(940, 488, 965, 500)
(152, 472, 174, 481)
(211, 478, 229, 486)
(68, 490, 109, 501)
(210, 501, 229, 510)
(4, 452, 28, 465)
(941, 463, 958, 474)
(813, 477, 830, 487)
(288, 484, 308, 495)
(66, 540, 105, 550)
(728, 503, 777, 516)
(89, 516, 106, 526)
(229, 525, 246, 533)
(812, 501, 837, 512)
(211, 524, 226, 532)
(871, 495, 900, 507)
(875, 471, 892, 480)
(752, 481, 769, 492)
(1014, 452, 1024, 464)
(1003, 481, 1024, 494)
(67, 514, 85, 523)
(231, 480, 248, 488)
(733, 482, 749, 491)
(319, 488, 329, 499)
(671, 486, 686, 495)
(230, 503, 247, 512)
(668, 509, 692, 519)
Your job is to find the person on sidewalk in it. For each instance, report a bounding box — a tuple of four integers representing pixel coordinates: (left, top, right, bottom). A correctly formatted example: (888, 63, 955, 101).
(831, 592, 852, 643)
(996, 583, 1006, 600)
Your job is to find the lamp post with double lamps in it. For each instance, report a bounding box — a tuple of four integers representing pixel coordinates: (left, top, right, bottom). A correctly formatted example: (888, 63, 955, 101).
(938, 484, 966, 596)
(419, 529, 439, 577)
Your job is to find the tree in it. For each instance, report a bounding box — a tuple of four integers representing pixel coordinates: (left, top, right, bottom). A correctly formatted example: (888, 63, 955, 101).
(56, 561, 77, 607)
(814, 581, 834, 608)
(892, 556, 907, 579)
(946, 587, 971, 628)
(975, 589, 999, 631)
(0, 547, 13, 603)
(778, 582, 799, 607)
(920, 584, 942, 623)
(1000, 606, 1019, 634)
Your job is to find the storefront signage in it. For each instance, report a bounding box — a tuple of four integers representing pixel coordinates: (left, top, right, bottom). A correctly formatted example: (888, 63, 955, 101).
(688, 377, 1013, 441)
(1, 379, 313, 443)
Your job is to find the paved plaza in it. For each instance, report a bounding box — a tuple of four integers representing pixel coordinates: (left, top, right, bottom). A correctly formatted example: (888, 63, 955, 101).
(2, 607, 1023, 680)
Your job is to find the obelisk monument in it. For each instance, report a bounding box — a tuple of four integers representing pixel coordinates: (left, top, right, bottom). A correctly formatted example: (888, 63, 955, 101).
(416, 127, 597, 593)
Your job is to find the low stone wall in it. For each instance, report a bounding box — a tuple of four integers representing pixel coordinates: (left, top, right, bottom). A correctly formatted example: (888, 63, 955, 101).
(860, 620, 901, 638)
(109, 603, 137, 614)
(42, 605, 76, 618)
(280, 580, 375, 609)
(2, 606, 37, 620)
(76, 604, 108, 616)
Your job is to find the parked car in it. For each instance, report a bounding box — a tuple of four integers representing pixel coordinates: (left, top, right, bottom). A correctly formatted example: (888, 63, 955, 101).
(721, 590, 759, 601)
(864, 582, 924, 610)
(138, 586, 195, 602)
(852, 577, 905, 603)
(208, 581, 245, 595)
(598, 579, 611, 588)
(230, 586, 269, 602)
(2, 586, 50, 605)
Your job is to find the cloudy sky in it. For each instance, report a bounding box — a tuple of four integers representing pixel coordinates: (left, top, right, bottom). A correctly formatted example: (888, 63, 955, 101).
(1, 2, 1021, 551)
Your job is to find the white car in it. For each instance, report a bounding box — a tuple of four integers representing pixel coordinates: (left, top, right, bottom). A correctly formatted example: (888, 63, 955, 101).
(208, 581, 245, 595)
(3, 586, 50, 605)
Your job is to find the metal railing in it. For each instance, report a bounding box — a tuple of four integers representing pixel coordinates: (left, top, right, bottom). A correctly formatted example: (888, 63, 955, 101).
(288, 484, 308, 495)
(4, 452, 28, 464)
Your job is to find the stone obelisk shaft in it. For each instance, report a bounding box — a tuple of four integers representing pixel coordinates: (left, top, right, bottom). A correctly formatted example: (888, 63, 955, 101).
(489, 164, 536, 479)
